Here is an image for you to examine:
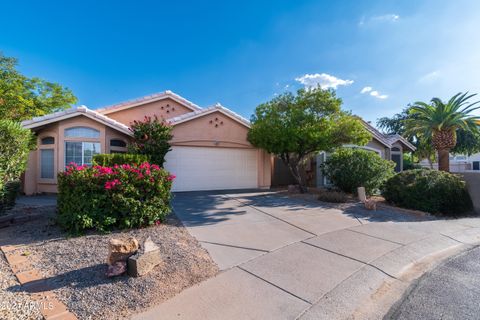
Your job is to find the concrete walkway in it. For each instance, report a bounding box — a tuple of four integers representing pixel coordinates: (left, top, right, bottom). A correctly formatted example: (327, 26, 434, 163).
(134, 191, 480, 320)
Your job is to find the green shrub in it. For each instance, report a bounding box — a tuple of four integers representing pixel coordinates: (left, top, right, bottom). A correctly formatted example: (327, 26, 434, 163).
(57, 162, 174, 234)
(0, 120, 36, 182)
(321, 148, 395, 195)
(128, 115, 173, 166)
(0, 120, 36, 212)
(92, 153, 150, 167)
(403, 157, 422, 170)
(383, 169, 473, 216)
(0, 180, 21, 214)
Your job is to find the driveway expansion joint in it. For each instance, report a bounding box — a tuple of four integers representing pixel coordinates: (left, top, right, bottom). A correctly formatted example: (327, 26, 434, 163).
(223, 194, 318, 236)
(345, 228, 405, 246)
(301, 241, 399, 280)
(237, 266, 313, 305)
(199, 240, 269, 252)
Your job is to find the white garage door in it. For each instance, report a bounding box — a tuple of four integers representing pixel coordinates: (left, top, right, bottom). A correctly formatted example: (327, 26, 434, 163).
(164, 146, 258, 192)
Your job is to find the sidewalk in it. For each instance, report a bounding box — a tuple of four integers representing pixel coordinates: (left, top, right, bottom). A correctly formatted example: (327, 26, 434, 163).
(133, 192, 480, 320)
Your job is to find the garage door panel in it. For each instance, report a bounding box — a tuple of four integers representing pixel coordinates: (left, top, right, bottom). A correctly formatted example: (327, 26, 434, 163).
(164, 147, 258, 191)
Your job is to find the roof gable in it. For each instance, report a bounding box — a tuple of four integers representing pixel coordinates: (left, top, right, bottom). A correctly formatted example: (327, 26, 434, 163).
(96, 90, 201, 115)
(21, 106, 132, 136)
(167, 103, 251, 128)
(361, 119, 416, 151)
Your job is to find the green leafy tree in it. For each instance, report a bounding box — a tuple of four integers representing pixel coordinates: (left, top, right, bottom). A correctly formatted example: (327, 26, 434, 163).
(0, 120, 36, 182)
(128, 115, 173, 166)
(405, 92, 480, 172)
(0, 52, 77, 121)
(248, 88, 371, 193)
(0, 120, 36, 212)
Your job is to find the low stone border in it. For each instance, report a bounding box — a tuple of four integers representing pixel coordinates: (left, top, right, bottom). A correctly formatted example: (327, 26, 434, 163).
(1, 245, 78, 320)
(0, 205, 56, 229)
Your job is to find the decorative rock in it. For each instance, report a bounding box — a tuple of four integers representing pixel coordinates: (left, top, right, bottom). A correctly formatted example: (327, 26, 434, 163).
(106, 261, 127, 277)
(107, 237, 139, 265)
(357, 187, 367, 202)
(364, 198, 377, 211)
(128, 237, 162, 277)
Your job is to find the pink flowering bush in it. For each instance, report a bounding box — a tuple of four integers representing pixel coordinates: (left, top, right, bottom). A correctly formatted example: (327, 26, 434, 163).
(57, 162, 174, 234)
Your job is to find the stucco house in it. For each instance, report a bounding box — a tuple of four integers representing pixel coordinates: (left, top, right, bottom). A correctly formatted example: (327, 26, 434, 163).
(21, 91, 272, 194)
(271, 120, 416, 187)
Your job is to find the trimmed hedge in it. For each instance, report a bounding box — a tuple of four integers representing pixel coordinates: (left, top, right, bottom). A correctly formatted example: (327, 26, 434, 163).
(57, 162, 174, 234)
(321, 148, 395, 195)
(383, 169, 473, 216)
(92, 153, 150, 167)
(0, 180, 21, 214)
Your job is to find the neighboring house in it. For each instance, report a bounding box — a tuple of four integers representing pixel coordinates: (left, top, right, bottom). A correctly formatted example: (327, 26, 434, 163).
(419, 153, 480, 172)
(21, 91, 272, 194)
(271, 120, 416, 187)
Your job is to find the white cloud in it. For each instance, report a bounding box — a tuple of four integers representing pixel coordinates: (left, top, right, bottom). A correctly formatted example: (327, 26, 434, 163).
(295, 73, 354, 90)
(360, 86, 372, 93)
(359, 14, 400, 26)
(360, 86, 388, 99)
(370, 90, 388, 99)
(418, 70, 441, 84)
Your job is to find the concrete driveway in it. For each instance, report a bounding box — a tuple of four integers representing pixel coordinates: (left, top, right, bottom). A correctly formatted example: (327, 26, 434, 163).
(134, 190, 480, 320)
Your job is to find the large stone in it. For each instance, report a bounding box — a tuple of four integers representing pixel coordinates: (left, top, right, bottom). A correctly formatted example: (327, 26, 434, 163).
(107, 237, 139, 265)
(128, 237, 162, 277)
(106, 261, 127, 277)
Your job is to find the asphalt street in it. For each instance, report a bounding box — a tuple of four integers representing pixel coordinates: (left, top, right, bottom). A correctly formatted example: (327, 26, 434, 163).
(386, 246, 480, 320)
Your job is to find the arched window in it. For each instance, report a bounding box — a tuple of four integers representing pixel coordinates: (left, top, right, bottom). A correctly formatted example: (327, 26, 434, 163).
(391, 147, 401, 152)
(41, 137, 55, 145)
(110, 139, 127, 147)
(65, 127, 100, 138)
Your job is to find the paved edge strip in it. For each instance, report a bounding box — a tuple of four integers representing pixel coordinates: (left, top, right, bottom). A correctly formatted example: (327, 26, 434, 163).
(0, 245, 78, 320)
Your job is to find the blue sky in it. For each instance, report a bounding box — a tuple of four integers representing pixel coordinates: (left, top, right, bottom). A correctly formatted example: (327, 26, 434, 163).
(2, 0, 480, 124)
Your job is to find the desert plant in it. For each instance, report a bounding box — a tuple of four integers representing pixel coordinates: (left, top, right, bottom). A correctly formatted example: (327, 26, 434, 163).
(57, 162, 174, 234)
(128, 115, 173, 166)
(383, 169, 472, 216)
(321, 148, 395, 195)
(92, 153, 150, 167)
(405, 92, 480, 172)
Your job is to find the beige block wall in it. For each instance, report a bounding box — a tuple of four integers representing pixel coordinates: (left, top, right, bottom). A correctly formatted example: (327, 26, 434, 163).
(460, 172, 480, 214)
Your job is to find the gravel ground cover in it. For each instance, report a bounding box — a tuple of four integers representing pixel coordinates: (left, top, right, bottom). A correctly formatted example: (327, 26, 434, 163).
(0, 250, 42, 320)
(0, 211, 219, 320)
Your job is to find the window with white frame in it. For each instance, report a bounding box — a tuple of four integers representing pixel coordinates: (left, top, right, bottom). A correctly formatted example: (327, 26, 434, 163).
(65, 127, 100, 138)
(65, 142, 100, 166)
(40, 149, 55, 179)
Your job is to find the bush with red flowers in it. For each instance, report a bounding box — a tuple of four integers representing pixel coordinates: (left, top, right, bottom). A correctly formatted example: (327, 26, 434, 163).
(57, 162, 174, 234)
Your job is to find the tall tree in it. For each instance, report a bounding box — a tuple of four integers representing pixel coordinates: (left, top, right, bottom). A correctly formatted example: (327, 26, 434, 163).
(0, 52, 77, 121)
(248, 88, 371, 192)
(405, 92, 480, 172)
(377, 104, 480, 164)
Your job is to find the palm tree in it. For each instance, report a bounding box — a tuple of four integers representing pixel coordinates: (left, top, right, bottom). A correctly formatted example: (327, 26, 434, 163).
(405, 92, 480, 172)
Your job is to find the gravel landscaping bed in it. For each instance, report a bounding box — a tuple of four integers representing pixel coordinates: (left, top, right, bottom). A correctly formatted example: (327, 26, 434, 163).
(0, 251, 42, 320)
(0, 212, 219, 320)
